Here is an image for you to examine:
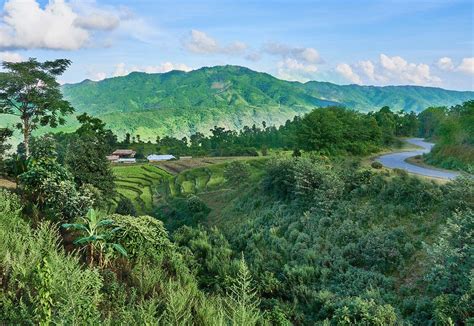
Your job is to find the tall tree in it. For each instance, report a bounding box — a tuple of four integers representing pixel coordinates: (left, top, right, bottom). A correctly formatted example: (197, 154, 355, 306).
(0, 58, 74, 158)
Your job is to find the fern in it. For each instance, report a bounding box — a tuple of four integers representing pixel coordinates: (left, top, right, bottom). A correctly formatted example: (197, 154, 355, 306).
(225, 254, 262, 326)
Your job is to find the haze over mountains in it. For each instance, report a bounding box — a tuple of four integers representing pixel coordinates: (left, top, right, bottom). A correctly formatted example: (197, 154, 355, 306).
(56, 65, 474, 139)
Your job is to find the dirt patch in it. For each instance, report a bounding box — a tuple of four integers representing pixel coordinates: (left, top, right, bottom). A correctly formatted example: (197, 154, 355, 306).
(0, 178, 16, 189)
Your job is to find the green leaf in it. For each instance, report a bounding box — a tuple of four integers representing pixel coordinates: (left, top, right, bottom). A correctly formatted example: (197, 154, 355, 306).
(111, 243, 127, 256)
(62, 223, 88, 232)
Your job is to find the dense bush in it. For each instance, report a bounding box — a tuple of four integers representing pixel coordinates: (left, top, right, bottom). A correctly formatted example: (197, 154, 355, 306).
(207, 156, 474, 324)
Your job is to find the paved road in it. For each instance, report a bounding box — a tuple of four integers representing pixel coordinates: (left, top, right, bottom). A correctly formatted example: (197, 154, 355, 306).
(376, 138, 460, 180)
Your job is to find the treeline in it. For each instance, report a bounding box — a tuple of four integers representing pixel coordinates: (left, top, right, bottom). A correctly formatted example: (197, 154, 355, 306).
(123, 106, 419, 158)
(418, 100, 473, 171)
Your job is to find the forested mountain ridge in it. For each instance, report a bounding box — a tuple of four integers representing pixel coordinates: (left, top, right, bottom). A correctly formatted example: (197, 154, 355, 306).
(61, 65, 473, 139)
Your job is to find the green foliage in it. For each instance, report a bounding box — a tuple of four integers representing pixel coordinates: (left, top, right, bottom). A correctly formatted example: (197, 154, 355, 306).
(424, 209, 474, 324)
(371, 161, 383, 169)
(35, 257, 54, 326)
(62, 209, 127, 267)
(155, 195, 211, 232)
(0, 127, 12, 172)
(423, 101, 474, 172)
(225, 255, 262, 325)
(115, 197, 137, 216)
(297, 107, 382, 154)
(0, 58, 74, 157)
(108, 213, 170, 259)
(207, 156, 474, 324)
(224, 160, 250, 184)
(0, 192, 103, 324)
(18, 136, 93, 221)
(173, 226, 233, 292)
(332, 297, 398, 325)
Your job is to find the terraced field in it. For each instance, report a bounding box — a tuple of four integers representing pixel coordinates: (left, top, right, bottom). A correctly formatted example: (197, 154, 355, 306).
(111, 158, 268, 214)
(112, 164, 172, 214)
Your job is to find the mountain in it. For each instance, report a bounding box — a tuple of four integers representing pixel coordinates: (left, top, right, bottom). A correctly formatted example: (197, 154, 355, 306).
(58, 65, 472, 140)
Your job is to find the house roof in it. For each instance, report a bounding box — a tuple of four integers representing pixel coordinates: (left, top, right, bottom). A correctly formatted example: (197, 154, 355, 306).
(112, 149, 136, 156)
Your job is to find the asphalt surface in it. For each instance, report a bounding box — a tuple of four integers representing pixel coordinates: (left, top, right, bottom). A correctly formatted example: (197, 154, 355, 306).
(376, 138, 460, 180)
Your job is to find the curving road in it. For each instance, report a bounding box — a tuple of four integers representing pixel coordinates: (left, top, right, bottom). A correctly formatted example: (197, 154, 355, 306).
(376, 138, 459, 180)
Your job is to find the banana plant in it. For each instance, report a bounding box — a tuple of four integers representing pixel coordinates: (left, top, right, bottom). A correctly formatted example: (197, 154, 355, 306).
(62, 208, 127, 267)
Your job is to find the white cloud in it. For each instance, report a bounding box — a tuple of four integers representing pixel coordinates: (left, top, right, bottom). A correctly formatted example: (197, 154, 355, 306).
(183, 30, 247, 55)
(90, 72, 107, 81)
(457, 57, 474, 75)
(112, 62, 192, 78)
(378, 54, 441, 85)
(0, 51, 23, 62)
(74, 13, 120, 31)
(277, 58, 318, 82)
(336, 63, 362, 84)
(437, 57, 455, 71)
(264, 42, 322, 64)
(0, 0, 141, 50)
(358, 60, 377, 81)
(335, 55, 441, 87)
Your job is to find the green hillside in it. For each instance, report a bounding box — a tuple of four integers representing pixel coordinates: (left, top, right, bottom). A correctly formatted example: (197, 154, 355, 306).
(305, 81, 474, 112)
(58, 65, 472, 140)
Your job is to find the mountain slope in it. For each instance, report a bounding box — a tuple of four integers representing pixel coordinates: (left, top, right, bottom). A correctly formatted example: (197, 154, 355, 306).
(60, 65, 473, 140)
(304, 81, 474, 112)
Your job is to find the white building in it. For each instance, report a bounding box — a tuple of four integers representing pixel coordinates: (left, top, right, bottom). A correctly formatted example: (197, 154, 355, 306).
(117, 158, 136, 164)
(147, 154, 176, 162)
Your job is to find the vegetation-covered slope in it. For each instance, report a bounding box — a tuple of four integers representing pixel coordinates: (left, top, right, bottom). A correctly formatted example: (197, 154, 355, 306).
(61, 65, 473, 140)
(305, 81, 474, 112)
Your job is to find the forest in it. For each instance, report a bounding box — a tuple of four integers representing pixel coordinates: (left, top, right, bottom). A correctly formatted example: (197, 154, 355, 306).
(0, 59, 472, 325)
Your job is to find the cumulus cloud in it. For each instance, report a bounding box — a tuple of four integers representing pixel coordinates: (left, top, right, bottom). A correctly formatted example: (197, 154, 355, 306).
(263, 42, 322, 64)
(0, 51, 23, 62)
(457, 57, 474, 75)
(90, 71, 107, 81)
(335, 55, 442, 87)
(112, 62, 192, 78)
(336, 63, 362, 84)
(183, 30, 247, 55)
(277, 58, 318, 82)
(437, 57, 455, 71)
(378, 54, 441, 85)
(0, 0, 141, 50)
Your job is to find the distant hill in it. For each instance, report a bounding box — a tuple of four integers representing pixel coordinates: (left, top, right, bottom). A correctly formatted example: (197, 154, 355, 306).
(41, 65, 474, 140)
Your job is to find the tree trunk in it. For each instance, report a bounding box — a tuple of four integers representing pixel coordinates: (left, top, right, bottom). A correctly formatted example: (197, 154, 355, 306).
(22, 118, 30, 159)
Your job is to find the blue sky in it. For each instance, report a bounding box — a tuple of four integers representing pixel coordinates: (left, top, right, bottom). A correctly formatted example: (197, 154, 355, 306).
(0, 0, 473, 90)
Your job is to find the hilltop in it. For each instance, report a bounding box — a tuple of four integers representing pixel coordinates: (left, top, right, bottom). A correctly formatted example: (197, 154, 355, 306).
(15, 65, 470, 140)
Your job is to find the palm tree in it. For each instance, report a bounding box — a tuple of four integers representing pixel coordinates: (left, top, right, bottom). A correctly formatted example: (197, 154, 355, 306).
(62, 209, 126, 267)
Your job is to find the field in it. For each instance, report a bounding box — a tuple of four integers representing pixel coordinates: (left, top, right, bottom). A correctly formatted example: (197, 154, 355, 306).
(112, 164, 172, 214)
(111, 157, 267, 214)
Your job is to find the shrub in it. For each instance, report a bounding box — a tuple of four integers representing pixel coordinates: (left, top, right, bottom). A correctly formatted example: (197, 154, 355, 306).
(116, 197, 137, 216)
(371, 161, 383, 169)
(224, 161, 250, 184)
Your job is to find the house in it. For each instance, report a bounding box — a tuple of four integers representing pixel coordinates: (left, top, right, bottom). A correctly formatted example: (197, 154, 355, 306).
(117, 158, 136, 164)
(147, 154, 176, 162)
(107, 149, 137, 163)
(106, 155, 120, 163)
(112, 149, 136, 158)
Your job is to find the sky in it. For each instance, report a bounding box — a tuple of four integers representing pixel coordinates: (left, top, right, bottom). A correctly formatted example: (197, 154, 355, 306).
(0, 0, 473, 90)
